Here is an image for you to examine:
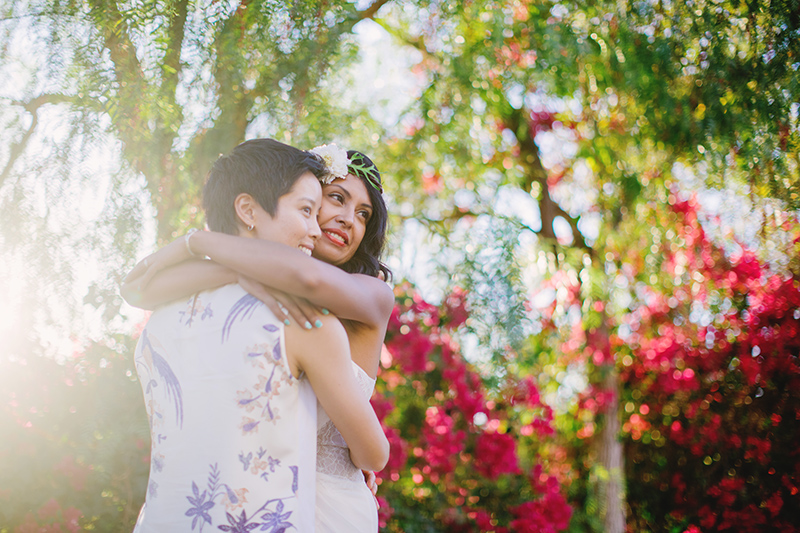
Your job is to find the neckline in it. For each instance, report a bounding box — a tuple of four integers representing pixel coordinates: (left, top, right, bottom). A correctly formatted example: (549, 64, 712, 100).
(351, 360, 376, 383)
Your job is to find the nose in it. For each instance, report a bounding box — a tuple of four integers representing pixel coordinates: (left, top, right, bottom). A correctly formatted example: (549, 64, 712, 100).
(309, 215, 322, 241)
(336, 207, 354, 227)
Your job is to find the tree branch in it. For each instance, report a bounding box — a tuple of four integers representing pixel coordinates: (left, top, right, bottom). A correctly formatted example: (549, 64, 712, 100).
(0, 116, 36, 190)
(184, 0, 254, 212)
(1, 94, 80, 189)
(285, 0, 396, 133)
(546, 190, 591, 252)
(151, 0, 190, 215)
(0, 10, 70, 22)
(86, 0, 146, 124)
(374, 20, 439, 61)
(81, 0, 168, 195)
(288, 0, 396, 122)
(161, 0, 189, 100)
(11, 93, 74, 112)
(357, 0, 393, 21)
(504, 107, 592, 253)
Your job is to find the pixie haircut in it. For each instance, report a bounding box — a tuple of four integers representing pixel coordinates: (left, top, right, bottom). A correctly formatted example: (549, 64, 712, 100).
(203, 139, 323, 235)
(337, 150, 391, 280)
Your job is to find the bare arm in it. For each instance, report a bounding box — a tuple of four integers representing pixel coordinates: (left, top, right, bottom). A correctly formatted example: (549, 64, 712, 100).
(120, 240, 310, 323)
(121, 230, 393, 326)
(120, 259, 237, 310)
(286, 314, 389, 472)
(189, 231, 394, 329)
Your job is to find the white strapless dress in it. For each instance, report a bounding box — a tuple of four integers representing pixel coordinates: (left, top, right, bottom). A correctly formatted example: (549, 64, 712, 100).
(315, 362, 378, 532)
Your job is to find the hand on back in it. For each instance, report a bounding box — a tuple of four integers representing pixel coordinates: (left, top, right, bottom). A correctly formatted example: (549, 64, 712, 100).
(238, 275, 326, 330)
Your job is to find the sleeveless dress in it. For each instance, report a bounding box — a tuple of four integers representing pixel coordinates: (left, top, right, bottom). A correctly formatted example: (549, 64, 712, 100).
(133, 285, 317, 532)
(315, 362, 378, 532)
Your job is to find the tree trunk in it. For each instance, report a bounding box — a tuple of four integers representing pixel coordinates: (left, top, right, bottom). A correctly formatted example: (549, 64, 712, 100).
(513, 104, 625, 528)
(598, 364, 626, 532)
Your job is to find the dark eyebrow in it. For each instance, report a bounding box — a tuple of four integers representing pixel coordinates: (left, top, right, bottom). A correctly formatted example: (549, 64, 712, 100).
(327, 183, 350, 198)
(327, 183, 372, 210)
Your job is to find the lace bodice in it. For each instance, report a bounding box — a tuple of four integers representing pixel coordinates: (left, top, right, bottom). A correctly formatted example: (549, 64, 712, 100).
(316, 362, 376, 481)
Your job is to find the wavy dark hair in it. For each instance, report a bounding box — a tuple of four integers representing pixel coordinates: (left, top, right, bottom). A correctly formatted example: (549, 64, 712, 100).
(335, 150, 391, 280)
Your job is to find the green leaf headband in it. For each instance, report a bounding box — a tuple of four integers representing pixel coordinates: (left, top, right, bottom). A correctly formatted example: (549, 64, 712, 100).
(347, 151, 383, 194)
(310, 144, 383, 193)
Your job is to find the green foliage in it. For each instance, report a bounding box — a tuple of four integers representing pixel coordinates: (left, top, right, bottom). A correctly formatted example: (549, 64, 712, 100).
(430, 214, 532, 369)
(0, 335, 149, 530)
(2, 0, 799, 530)
(1, 0, 387, 239)
(1, 1, 396, 529)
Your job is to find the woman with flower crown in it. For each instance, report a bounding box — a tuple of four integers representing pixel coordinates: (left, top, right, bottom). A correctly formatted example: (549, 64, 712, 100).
(122, 144, 392, 532)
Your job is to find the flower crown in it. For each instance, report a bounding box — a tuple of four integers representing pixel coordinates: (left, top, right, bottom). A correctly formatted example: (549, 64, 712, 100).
(310, 143, 383, 193)
(310, 143, 350, 184)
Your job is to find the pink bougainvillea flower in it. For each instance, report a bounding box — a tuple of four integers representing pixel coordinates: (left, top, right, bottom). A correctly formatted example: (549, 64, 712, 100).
(473, 430, 521, 480)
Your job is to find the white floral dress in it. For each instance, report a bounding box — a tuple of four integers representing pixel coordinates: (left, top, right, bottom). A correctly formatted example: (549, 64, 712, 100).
(133, 284, 317, 532)
(315, 362, 378, 532)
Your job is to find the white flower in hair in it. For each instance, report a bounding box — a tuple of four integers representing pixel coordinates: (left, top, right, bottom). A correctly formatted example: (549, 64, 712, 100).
(310, 143, 350, 184)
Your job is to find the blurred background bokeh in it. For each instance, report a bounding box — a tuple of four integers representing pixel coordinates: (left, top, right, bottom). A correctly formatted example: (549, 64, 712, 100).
(1, 1, 798, 531)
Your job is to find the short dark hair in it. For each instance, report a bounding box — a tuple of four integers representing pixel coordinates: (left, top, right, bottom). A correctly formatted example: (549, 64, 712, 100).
(337, 150, 391, 280)
(203, 139, 323, 235)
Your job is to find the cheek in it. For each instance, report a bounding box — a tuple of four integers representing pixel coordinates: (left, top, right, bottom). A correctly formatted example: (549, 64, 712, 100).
(354, 224, 367, 245)
(293, 216, 308, 234)
(318, 201, 338, 223)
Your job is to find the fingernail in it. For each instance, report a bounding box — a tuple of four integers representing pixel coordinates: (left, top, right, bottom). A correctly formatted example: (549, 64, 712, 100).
(321, 308, 330, 315)
(284, 319, 291, 326)
(304, 321, 312, 330)
(314, 320, 323, 328)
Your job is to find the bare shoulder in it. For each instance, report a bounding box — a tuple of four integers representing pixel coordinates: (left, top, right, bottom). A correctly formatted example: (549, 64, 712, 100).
(353, 274, 395, 322)
(284, 315, 349, 377)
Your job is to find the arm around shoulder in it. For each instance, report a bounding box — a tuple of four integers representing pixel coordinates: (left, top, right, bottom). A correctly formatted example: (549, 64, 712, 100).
(120, 261, 237, 310)
(299, 270, 395, 328)
(189, 230, 395, 327)
(285, 315, 389, 472)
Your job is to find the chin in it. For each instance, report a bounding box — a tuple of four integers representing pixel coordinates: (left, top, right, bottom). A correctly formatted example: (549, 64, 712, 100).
(314, 239, 343, 258)
(312, 248, 341, 264)
(329, 253, 351, 266)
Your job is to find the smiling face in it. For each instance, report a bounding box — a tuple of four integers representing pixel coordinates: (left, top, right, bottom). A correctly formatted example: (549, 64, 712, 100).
(314, 173, 373, 266)
(249, 172, 322, 255)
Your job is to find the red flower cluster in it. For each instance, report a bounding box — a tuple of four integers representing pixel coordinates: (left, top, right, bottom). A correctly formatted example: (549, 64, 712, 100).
(374, 283, 572, 532)
(421, 406, 466, 476)
(442, 286, 470, 330)
(509, 495, 572, 533)
(440, 343, 486, 421)
(620, 198, 800, 531)
(528, 109, 556, 135)
(384, 320, 433, 375)
(14, 499, 82, 533)
(1, 337, 149, 530)
(473, 431, 520, 480)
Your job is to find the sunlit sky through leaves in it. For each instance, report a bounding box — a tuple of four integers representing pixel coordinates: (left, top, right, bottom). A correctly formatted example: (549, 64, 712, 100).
(0, 14, 791, 365)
